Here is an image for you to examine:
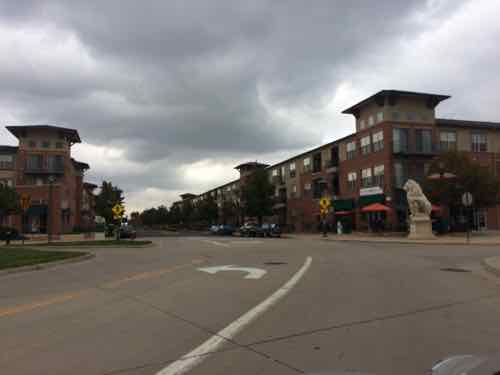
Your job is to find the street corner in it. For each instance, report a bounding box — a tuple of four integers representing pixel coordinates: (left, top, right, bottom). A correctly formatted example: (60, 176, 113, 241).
(482, 256, 500, 278)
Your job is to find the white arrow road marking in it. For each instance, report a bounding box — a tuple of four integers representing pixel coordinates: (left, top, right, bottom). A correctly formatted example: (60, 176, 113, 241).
(156, 256, 312, 375)
(198, 265, 267, 279)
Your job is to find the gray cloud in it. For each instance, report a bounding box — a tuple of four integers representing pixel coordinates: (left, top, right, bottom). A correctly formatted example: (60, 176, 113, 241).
(1, 0, 496, 211)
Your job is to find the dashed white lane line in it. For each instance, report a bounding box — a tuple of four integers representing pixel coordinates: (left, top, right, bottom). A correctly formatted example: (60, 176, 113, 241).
(155, 256, 312, 375)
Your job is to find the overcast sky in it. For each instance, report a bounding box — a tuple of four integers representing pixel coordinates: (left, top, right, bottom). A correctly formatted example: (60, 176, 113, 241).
(1, 0, 499, 212)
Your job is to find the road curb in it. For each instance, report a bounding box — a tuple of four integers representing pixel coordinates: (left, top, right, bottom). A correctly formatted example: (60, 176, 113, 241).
(11, 242, 156, 250)
(482, 257, 500, 278)
(0, 252, 95, 277)
(285, 235, 500, 246)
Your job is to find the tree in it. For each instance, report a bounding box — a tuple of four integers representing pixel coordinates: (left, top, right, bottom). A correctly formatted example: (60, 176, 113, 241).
(156, 205, 169, 225)
(241, 168, 275, 225)
(424, 151, 500, 209)
(0, 184, 20, 224)
(198, 196, 218, 224)
(221, 200, 236, 225)
(129, 211, 141, 226)
(169, 203, 182, 225)
(95, 181, 125, 224)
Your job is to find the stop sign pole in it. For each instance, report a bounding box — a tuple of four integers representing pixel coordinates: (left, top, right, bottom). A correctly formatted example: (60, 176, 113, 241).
(462, 192, 473, 243)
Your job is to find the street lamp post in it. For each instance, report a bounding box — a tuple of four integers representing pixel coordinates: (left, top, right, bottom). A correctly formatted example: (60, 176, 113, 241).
(47, 175, 56, 243)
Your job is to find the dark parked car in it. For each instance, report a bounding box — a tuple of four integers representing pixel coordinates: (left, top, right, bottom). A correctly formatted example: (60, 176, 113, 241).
(240, 223, 263, 237)
(262, 223, 281, 237)
(119, 225, 137, 239)
(218, 224, 235, 236)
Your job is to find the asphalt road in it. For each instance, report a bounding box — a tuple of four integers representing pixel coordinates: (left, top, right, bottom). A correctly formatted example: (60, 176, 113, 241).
(2, 237, 500, 375)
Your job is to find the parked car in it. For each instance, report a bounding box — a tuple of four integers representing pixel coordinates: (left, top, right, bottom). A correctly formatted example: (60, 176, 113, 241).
(119, 225, 137, 239)
(240, 223, 263, 237)
(262, 223, 281, 237)
(218, 224, 235, 236)
(209, 225, 220, 235)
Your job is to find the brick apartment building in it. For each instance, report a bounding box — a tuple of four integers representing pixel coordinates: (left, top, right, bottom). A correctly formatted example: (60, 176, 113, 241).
(176, 90, 500, 232)
(0, 125, 97, 237)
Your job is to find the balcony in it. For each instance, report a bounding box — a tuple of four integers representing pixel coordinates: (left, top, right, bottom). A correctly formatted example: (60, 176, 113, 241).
(326, 159, 339, 174)
(392, 142, 439, 156)
(25, 166, 65, 175)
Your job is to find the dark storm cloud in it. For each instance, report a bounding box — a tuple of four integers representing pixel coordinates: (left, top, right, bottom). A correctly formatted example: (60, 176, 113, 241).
(0, 0, 475, 209)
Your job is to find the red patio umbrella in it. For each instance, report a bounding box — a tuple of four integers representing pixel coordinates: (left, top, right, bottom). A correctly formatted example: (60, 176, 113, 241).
(361, 203, 391, 213)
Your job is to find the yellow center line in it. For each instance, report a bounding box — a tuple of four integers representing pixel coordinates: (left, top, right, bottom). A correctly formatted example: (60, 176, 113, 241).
(0, 291, 89, 318)
(0, 258, 205, 319)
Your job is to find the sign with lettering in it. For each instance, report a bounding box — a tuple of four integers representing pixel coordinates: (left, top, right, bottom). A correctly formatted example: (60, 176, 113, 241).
(359, 187, 383, 196)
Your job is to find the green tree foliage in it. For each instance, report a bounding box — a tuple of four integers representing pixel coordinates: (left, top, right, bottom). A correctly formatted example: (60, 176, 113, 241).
(94, 181, 125, 224)
(424, 151, 500, 208)
(241, 168, 275, 224)
(169, 203, 182, 224)
(139, 205, 170, 227)
(0, 184, 20, 221)
(198, 196, 219, 224)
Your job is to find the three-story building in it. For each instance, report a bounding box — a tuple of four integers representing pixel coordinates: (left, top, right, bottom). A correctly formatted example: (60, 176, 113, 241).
(0, 125, 96, 237)
(177, 90, 500, 232)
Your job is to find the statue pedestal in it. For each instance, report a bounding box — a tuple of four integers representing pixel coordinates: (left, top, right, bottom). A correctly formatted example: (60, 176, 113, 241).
(408, 215, 435, 240)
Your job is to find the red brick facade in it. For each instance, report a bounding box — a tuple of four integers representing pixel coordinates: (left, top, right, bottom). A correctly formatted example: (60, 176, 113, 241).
(0, 125, 96, 237)
(182, 90, 500, 233)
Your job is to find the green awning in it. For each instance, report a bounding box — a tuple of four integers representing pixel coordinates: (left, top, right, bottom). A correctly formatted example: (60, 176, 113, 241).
(333, 199, 355, 211)
(358, 194, 385, 207)
(26, 205, 48, 216)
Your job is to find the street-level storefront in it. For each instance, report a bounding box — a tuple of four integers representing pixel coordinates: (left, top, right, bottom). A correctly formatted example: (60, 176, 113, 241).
(23, 204, 48, 234)
(332, 198, 355, 233)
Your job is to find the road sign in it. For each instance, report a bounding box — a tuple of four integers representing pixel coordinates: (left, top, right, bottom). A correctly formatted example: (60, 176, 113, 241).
(112, 204, 125, 219)
(462, 192, 473, 207)
(198, 265, 267, 279)
(20, 194, 31, 211)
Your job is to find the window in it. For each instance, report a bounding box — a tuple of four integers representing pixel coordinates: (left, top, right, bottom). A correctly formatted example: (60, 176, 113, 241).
(55, 142, 63, 149)
(29, 140, 36, 148)
(415, 162, 430, 184)
(376, 112, 384, 123)
(373, 164, 384, 187)
(346, 141, 356, 160)
(392, 112, 400, 121)
(313, 179, 325, 199)
(368, 115, 374, 127)
(359, 119, 366, 130)
(48, 155, 64, 171)
(372, 131, 384, 152)
(289, 162, 296, 178)
(0, 155, 13, 169)
(42, 141, 50, 148)
(440, 131, 457, 151)
(361, 168, 372, 188)
(394, 162, 407, 188)
(361, 136, 371, 155)
(415, 129, 433, 153)
(312, 153, 322, 173)
(303, 157, 311, 172)
(281, 166, 286, 181)
(304, 183, 311, 190)
(471, 132, 487, 152)
(0, 179, 13, 187)
(26, 154, 43, 170)
(393, 128, 409, 153)
(347, 172, 357, 192)
(406, 112, 417, 121)
(272, 169, 278, 177)
(291, 184, 297, 198)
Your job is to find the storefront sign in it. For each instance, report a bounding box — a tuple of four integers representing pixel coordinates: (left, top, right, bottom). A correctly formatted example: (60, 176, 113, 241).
(360, 187, 383, 196)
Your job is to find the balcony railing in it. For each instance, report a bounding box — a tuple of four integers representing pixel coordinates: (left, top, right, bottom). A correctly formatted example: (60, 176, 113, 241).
(25, 166, 65, 174)
(392, 142, 439, 155)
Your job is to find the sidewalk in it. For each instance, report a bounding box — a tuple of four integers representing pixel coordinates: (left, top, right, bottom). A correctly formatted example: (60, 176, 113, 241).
(285, 232, 500, 245)
(482, 256, 500, 277)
